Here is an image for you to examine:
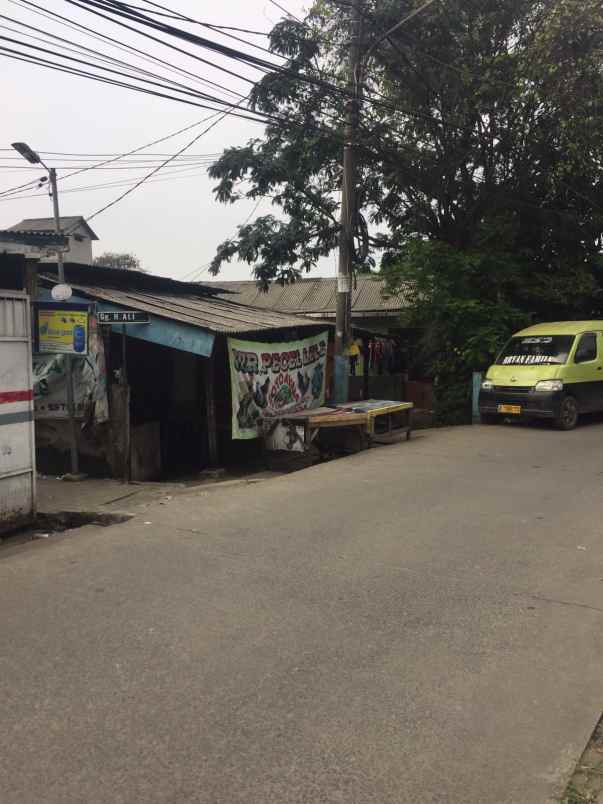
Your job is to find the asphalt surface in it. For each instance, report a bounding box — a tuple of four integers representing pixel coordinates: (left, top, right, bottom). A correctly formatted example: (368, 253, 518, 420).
(2, 424, 603, 803)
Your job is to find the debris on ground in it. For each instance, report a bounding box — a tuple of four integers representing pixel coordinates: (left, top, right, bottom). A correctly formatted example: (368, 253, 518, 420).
(560, 715, 603, 803)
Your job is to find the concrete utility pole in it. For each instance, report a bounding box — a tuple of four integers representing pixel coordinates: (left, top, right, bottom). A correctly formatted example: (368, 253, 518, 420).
(12, 143, 81, 477)
(334, 0, 364, 403)
(48, 167, 80, 477)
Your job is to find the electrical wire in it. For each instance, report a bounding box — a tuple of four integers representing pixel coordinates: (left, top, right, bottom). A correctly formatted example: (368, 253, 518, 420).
(0, 17, 248, 104)
(266, 0, 301, 23)
(0, 165, 215, 202)
(65, 0, 493, 134)
(8, 0, 246, 99)
(0, 45, 276, 124)
(7, 0, 470, 135)
(132, 0, 285, 58)
(0, 32, 257, 108)
(66, 98, 253, 232)
(62, 0, 277, 84)
(0, 175, 47, 198)
(0, 150, 221, 157)
(0, 107, 251, 199)
(365, 0, 438, 61)
(181, 196, 266, 281)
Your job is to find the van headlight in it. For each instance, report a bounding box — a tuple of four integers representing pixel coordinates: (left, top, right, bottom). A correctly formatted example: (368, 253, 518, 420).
(481, 379, 495, 390)
(534, 380, 563, 392)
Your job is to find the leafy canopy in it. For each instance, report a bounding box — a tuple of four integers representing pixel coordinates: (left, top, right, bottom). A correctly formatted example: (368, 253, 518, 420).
(209, 0, 603, 294)
(93, 251, 145, 272)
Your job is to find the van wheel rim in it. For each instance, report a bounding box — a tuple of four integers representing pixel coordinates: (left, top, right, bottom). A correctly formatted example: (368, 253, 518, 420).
(561, 398, 577, 426)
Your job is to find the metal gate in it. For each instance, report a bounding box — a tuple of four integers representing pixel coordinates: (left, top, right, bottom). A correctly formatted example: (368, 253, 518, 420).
(0, 291, 36, 533)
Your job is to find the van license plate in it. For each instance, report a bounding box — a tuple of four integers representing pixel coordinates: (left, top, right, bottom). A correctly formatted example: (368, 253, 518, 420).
(498, 404, 521, 415)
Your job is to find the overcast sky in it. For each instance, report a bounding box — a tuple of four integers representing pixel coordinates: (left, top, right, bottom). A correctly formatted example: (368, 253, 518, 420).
(1, 0, 335, 282)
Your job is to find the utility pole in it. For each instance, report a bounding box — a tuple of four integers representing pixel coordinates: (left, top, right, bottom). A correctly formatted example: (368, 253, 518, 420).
(334, 0, 364, 403)
(12, 142, 81, 478)
(48, 168, 81, 477)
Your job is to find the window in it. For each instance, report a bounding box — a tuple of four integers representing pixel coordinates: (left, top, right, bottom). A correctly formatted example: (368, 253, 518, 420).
(495, 335, 575, 366)
(574, 333, 597, 364)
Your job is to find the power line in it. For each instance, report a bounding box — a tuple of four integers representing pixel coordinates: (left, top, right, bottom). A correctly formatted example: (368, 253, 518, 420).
(8, 0, 461, 134)
(0, 165, 215, 202)
(0, 150, 221, 157)
(0, 16, 248, 104)
(132, 0, 285, 58)
(62, 0, 276, 84)
(65, 0, 360, 104)
(266, 0, 301, 23)
(181, 197, 266, 281)
(0, 108, 246, 198)
(0, 32, 256, 108)
(68, 99, 252, 232)
(8, 0, 246, 99)
(0, 175, 46, 198)
(365, 0, 437, 61)
(66, 0, 490, 134)
(127, 2, 271, 35)
(0, 45, 275, 124)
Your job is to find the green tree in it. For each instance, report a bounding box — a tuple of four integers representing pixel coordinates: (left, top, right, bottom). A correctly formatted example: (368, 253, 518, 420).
(93, 252, 145, 272)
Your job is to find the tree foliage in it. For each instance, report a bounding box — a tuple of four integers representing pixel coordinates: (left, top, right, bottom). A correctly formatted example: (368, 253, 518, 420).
(93, 251, 144, 272)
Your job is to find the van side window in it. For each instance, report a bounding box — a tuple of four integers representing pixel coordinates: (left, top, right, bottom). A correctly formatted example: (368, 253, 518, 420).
(574, 333, 597, 364)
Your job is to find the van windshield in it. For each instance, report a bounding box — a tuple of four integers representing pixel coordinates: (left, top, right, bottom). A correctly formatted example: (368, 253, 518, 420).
(495, 335, 575, 366)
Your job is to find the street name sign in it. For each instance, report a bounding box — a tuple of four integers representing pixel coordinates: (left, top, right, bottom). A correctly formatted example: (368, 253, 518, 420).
(98, 310, 150, 325)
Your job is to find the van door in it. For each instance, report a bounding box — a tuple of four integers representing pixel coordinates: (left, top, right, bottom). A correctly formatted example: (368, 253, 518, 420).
(565, 332, 602, 412)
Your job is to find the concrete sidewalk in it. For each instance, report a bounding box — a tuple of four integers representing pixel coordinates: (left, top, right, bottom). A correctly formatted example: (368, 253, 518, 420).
(35, 469, 281, 517)
(2, 424, 603, 803)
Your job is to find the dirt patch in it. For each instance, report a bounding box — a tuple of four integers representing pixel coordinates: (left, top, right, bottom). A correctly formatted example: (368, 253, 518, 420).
(1, 511, 133, 547)
(560, 714, 603, 803)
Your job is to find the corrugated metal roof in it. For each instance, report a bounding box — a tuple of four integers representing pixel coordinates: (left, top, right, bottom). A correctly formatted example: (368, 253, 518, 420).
(8, 216, 99, 240)
(210, 277, 411, 316)
(41, 276, 332, 335)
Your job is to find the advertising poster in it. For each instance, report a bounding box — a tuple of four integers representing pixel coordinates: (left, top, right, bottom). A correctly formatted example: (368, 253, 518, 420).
(33, 314, 108, 421)
(228, 331, 328, 439)
(37, 305, 89, 354)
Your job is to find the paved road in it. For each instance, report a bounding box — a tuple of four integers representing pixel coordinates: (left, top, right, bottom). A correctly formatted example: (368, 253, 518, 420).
(2, 424, 603, 803)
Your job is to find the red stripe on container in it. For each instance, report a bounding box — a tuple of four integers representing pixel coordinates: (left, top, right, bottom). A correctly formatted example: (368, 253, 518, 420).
(0, 390, 33, 405)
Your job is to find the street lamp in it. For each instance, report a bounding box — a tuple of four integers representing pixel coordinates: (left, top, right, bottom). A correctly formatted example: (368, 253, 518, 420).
(11, 142, 42, 164)
(11, 141, 82, 479)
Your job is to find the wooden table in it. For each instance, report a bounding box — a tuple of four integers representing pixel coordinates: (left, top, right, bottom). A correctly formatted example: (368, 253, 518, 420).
(335, 400, 414, 439)
(261, 401, 414, 452)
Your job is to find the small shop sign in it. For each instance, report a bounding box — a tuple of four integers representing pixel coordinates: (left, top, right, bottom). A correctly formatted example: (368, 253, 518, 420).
(97, 310, 150, 324)
(36, 303, 89, 355)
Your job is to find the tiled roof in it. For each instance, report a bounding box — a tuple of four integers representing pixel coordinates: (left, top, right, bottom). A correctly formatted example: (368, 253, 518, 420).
(0, 229, 68, 247)
(210, 276, 410, 318)
(7, 216, 99, 240)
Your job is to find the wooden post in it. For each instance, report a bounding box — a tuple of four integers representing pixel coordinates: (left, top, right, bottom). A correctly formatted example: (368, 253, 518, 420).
(363, 338, 370, 400)
(203, 353, 218, 466)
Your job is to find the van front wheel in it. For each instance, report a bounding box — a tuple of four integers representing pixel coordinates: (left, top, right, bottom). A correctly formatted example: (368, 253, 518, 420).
(555, 395, 579, 430)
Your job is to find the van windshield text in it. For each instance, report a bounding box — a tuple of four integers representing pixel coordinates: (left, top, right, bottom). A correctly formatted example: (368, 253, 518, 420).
(495, 335, 574, 366)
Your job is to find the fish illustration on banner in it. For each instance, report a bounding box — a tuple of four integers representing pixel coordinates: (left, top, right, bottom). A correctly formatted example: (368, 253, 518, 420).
(228, 332, 328, 439)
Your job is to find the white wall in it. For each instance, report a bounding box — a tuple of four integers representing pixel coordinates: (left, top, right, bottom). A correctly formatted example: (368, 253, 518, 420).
(40, 235, 93, 265)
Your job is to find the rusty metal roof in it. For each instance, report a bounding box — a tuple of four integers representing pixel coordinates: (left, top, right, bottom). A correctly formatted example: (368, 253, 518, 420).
(40, 275, 332, 335)
(210, 276, 410, 317)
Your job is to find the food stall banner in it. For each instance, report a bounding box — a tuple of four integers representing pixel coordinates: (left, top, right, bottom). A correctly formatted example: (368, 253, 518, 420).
(228, 331, 328, 439)
(36, 303, 89, 354)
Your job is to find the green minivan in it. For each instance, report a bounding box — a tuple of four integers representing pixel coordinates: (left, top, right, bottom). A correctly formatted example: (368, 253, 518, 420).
(479, 321, 603, 430)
